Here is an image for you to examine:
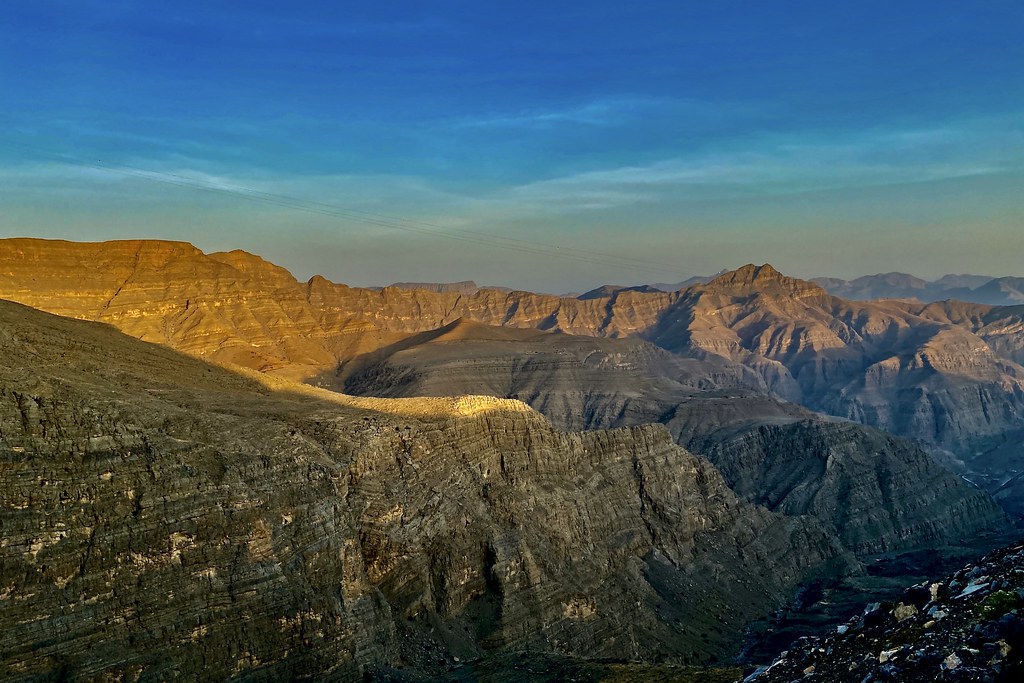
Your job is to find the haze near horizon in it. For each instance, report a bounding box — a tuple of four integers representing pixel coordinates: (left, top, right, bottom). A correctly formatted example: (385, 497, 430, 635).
(1, 1, 1021, 292)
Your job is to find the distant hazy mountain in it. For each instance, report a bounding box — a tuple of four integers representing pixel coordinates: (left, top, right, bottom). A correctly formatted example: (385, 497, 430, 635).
(962, 276, 1024, 305)
(933, 273, 995, 290)
(577, 283, 666, 299)
(576, 273, 723, 299)
(650, 273, 724, 292)
(810, 271, 1021, 303)
(375, 280, 514, 294)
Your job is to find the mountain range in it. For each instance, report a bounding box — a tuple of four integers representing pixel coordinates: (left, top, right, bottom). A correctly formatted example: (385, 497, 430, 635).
(1, 237, 1022, 679)
(810, 273, 1024, 305)
(0, 282, 852, 679)
(2, 239, 1019, 515)
(599, 271, 1024, 305)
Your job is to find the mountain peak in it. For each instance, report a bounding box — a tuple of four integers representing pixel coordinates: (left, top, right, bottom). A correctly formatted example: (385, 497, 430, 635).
(705, 263, 826, 298)
(711, 263, 784, 285)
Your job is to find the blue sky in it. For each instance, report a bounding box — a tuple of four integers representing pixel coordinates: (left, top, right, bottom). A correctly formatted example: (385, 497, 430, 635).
(1, 1, 1022, 290)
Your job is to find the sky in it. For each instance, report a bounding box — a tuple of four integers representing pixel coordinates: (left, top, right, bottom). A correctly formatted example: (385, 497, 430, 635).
(1, 1, 1022, 292)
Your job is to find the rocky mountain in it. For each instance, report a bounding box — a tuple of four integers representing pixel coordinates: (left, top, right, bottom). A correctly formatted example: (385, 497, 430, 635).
(646, 266, 1024, 517)
(748, 540, 1024, 682)
(0, 298, 858, 679)
(334, 318, 1008, 556)
(1, 239, 1022, 517)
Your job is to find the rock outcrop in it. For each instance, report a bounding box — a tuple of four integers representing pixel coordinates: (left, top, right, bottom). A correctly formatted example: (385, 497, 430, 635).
(0, 299, 853, 679)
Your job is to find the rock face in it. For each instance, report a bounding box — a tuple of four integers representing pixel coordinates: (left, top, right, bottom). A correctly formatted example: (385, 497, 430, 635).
(749, 540, 1024, 682)
(0, 300, 853, 679)
(687, 419, 1008, 555)
(1, 239, 1022, 515)
(335, 320, 1008, 557)
(339, 318, 767, 419)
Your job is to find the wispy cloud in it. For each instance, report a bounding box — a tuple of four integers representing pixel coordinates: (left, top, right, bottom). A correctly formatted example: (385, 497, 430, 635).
(450, 97, 657, 129)
(468, 118, 1024, 214)
(446, 95, 764, 130)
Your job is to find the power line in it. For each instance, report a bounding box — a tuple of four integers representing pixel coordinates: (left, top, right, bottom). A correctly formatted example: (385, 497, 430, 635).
(4, 139, 686, 277)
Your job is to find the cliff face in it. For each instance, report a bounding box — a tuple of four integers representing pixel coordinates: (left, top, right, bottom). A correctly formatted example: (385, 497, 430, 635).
(687, 419, 1008, 555)
(0, 300, 851, 679)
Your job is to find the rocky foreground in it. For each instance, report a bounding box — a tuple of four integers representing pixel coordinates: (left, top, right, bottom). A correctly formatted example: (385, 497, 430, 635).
(747, 541, 1024, 682)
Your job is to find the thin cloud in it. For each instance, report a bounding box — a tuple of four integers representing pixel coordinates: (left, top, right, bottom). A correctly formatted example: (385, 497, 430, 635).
(476, 118, 1024, 214)
(450, 97, 655, 129)
(446, 95, 780, 132)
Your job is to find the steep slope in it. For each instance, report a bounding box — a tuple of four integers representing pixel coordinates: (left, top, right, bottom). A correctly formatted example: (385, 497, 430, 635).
(0, 299, 853, 679)
(339, 317, 766, 424)
(687, 419, 1006, 555)
(337, 320, 1008, 556)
